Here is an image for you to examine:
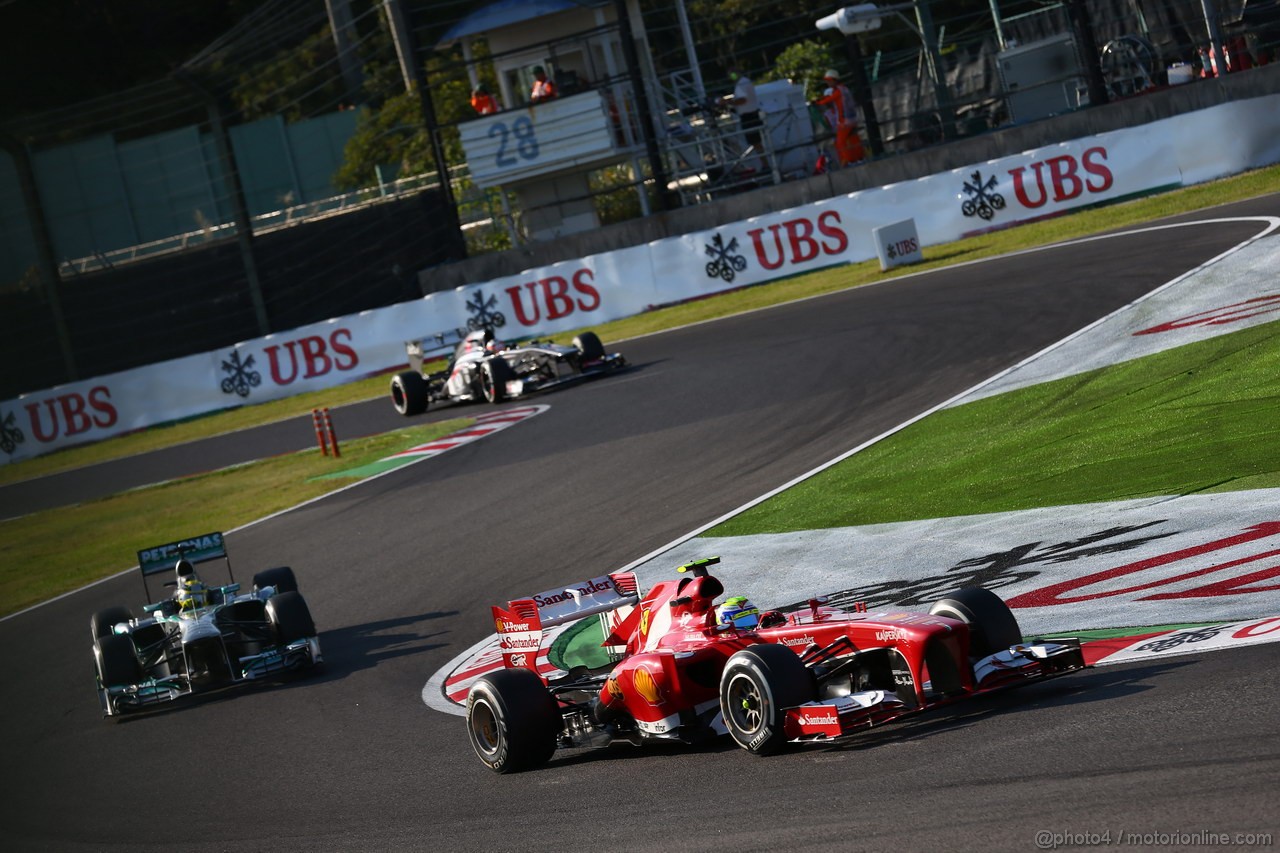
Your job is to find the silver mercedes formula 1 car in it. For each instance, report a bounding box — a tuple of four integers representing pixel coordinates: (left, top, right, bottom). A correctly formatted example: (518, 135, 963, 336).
(390, 328, 627, 415)
(91, 532, 321, 717)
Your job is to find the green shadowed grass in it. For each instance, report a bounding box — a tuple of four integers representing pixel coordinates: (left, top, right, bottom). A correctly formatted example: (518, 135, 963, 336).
(0, 417, 470, 617)
(715, 318, 1280, 535)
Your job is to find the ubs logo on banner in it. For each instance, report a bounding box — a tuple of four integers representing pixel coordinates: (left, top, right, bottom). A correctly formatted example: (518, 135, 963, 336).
(961, 147, 1116, 222)
(502, 270, 601, 327)
(465, 288, 507, 331)
(219, 351, 262, 398)
(960, 170, 1007, 220)
(9, 387, 118, 447)
(704, 234, 748, 283)
(1, 410, 24, 455)
(220, 329, 360, 396)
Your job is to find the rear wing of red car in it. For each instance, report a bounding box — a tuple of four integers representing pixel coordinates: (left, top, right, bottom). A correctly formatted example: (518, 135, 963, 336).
(492, 572, 639, 672)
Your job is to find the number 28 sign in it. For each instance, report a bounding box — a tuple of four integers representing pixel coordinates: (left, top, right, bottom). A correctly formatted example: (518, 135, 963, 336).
(489, 117, 540, 167)
(460, 90, 621, 188)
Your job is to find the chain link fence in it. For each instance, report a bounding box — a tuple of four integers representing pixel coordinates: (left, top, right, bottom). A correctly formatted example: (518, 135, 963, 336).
(2, 0, 1276, 400)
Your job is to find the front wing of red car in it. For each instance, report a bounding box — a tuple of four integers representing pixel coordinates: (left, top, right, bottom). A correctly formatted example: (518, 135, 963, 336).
(784, 639, 1086, 743)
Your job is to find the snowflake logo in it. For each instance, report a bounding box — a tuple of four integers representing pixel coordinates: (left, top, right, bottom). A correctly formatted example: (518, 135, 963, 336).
(465, 288, 507, 331)
(960, 170, 1007, 221)
(219, 351, 262, 398)
(0, 410, 25, 455)
(704, 233, 747, 283)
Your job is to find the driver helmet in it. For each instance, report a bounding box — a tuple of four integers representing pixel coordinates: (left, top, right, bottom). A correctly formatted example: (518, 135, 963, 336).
(177, 573, 208, 611)
(716, 596, 761, 630)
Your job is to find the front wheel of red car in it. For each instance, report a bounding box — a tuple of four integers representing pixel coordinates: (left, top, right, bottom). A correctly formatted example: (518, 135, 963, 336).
(466, 669, 559, 773)
(720, 644, 815, 756)
(929, 587, 1022, 659)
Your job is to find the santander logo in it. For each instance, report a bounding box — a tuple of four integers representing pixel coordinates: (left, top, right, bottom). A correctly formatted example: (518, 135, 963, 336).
(533, 577, 613, 607)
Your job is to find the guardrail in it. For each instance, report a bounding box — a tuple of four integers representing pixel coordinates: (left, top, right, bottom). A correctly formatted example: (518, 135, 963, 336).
(56, 170, 480, 276)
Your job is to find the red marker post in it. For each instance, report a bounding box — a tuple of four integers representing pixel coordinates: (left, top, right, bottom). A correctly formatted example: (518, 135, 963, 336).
(321, 407, 340, 458)
(312, 409, 330, 456)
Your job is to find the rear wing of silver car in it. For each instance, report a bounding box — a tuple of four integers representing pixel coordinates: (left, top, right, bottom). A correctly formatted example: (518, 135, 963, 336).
(491, 572, 640, 673)
(135, 532, 231, 603)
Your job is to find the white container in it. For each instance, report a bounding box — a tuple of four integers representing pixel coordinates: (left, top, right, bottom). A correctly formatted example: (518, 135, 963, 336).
(1167, 64, 1194, 85)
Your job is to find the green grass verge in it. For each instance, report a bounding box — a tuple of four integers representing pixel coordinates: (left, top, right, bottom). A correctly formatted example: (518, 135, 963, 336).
(3, 165, 1277, 488)
(715, 318, 1280, 535)
(0, 417, 470, 617)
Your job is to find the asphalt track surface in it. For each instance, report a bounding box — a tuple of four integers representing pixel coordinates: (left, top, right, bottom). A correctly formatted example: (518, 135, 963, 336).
(2, 197, 1278, 851)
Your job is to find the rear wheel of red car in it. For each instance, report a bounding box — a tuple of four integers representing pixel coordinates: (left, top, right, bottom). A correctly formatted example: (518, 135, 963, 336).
(480, 358, 515, 403)
(720, 644, 815, 756)
(391, 371, 429, 416)
(95, 633, 141, 687)
(466, 669, 560, 773)
(929, 587, 1023, 659)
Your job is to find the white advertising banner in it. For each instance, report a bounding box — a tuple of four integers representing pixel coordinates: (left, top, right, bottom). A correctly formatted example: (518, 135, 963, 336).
(3, 95, 1277, 464)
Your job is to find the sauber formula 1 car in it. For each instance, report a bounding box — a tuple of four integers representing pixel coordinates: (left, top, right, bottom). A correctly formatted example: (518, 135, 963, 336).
(465, 557, 1086, 772)
(390, 328, 626, 415)
(91, 532, 321, 717)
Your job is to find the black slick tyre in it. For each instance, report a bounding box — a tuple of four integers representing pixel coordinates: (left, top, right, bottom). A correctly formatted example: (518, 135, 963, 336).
(391, 371, 429, 415)
(720, 644, 814, 756)
(573, 331, 605, 362)
(466, 669, 560, 773)
(480, 358, 515, 403)
(266, 591, 315, 644)
(929, 587, 1023, 658)
(253, 566, 298, 595)
(95, 633, 141, 687)
(91, 606, 134, 641)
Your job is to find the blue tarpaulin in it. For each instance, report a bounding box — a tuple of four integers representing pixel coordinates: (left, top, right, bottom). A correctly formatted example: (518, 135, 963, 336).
(437, 0, 605, 46)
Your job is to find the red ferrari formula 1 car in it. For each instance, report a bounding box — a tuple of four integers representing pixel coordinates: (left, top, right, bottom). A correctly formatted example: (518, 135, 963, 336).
(465, 557, 1087, 772)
